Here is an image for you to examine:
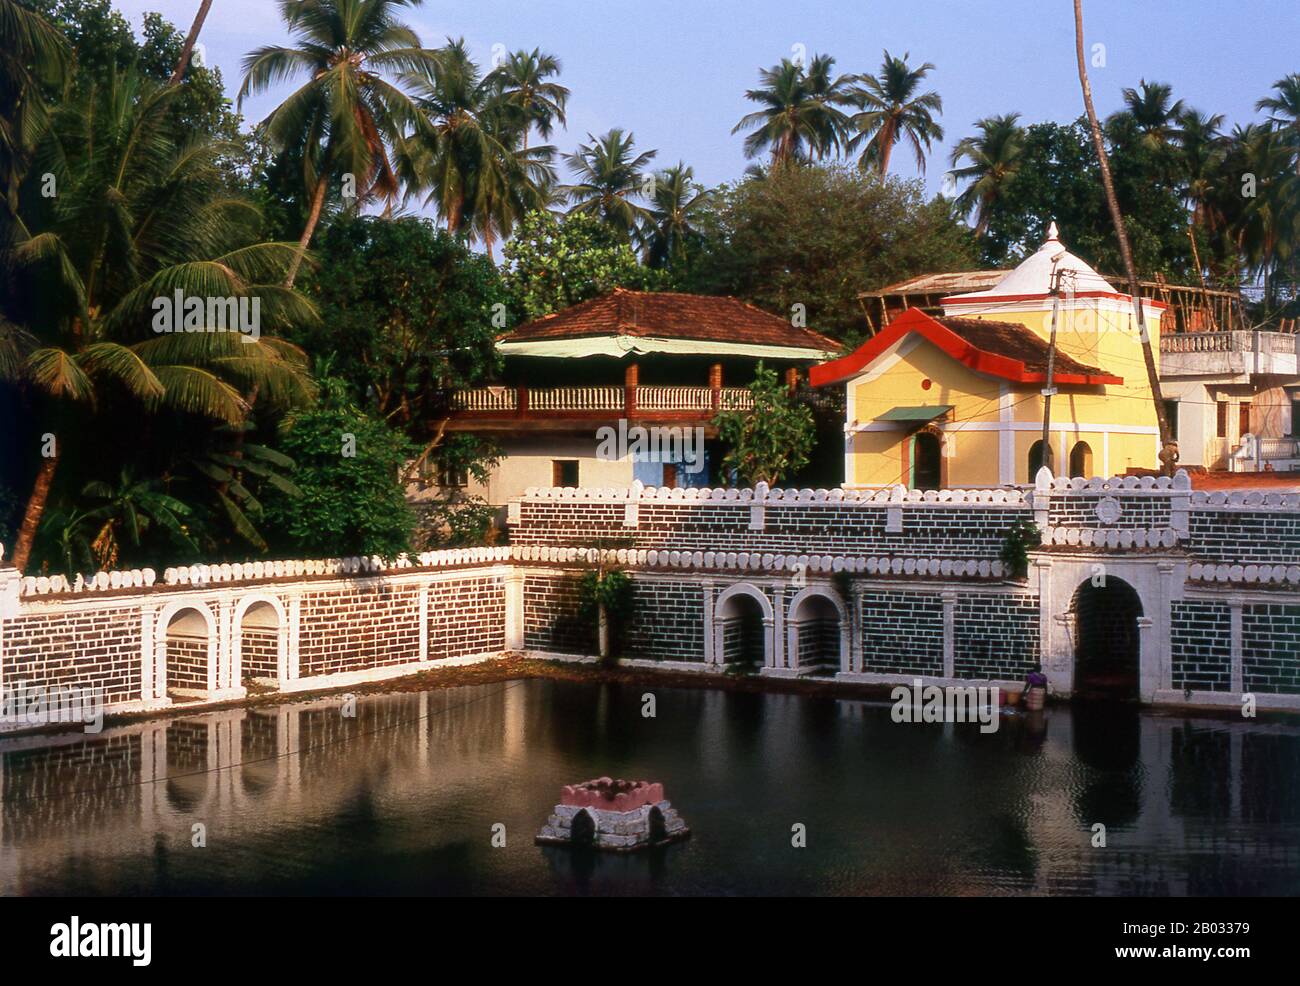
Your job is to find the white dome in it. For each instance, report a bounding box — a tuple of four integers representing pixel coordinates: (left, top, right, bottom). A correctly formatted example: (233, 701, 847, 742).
(944, 223, 1118, 304)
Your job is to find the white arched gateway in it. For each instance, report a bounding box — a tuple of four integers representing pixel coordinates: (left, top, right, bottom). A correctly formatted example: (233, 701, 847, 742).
(711, 583, 774, 669)
(786, 585, 851, 676)
(232, 592, 290, 688)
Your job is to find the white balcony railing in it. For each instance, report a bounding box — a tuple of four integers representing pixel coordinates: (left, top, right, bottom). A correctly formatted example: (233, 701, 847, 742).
(450, 385, 756, 414)
(528, 386, 624, 411)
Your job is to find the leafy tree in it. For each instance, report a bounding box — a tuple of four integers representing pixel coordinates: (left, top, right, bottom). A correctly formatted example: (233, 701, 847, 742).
(79, 468, 195, 570)
(1111, 80, 1185, 155)
(562, 128, 657, 240)
(238, 0, 438, 286)
(1257, 73, 1300, 175)
(713, 364, 814, 486)
(264, 379, 416, 559)
(685, 164, 976, 344)
(298, 214, 505, 428)
(847, 50, 944, 176)
(502, 210, 664, 320)
(731, 54, 852, 167)
(0, 0, 69, 207)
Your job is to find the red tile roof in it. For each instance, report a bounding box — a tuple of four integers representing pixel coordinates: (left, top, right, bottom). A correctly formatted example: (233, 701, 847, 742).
(500, 289, 841, 353)
(810, 308, 1122, 387)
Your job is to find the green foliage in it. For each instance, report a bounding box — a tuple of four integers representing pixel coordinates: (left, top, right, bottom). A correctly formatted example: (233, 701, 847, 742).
(502, 210, 665, 320)
(686, 164, 976, 344)
(577, 566, 633, 664)
(713, 364, 816, 486)
(298, 214, 505, 429)
(264, 382, 417, 560)
(416, 495, 497, 549)
(975, 119, 1193, 277)
(999, 520, 1042, 580)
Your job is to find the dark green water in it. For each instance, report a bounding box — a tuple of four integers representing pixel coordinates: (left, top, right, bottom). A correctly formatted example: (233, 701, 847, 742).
(2, 678, 1297, 895)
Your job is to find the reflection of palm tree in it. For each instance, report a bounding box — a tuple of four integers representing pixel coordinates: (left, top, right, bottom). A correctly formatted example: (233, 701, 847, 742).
(948, 113, 1024, 237)
(1, 71, 314, 571)
(847, 50, 944, 176)
(732, 55, 852, 167)
(562, 129, 657, 241)
(238, 0, 436, 286)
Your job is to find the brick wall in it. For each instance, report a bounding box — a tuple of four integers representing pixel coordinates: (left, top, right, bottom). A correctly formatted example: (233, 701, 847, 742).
(297, 582, 423, 677)
(1242, 603, 1300, 694)
(860, 591, 944, 675)
(1188, 510, 1300, 564)
(623, 579, 705, 662)
(1, 606, 143, 706)
(427, 577, 505, 660)
(239, 628, 279, 681)
(523, 574, 592, 655)
(953, 593, 1040, 680)
(1171, 601, 1233, 692)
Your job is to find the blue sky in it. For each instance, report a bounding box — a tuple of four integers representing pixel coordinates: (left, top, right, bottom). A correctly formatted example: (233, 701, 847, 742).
(118, 0, 1299, 196)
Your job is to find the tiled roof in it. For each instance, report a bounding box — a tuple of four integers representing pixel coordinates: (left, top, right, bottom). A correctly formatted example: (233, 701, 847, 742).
(933, 316, 1108, 377)
(810, 308, 1122, 387)
(501, 289, 841, 352)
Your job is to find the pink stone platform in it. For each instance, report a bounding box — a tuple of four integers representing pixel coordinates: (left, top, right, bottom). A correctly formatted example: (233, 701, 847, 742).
(560, 777, 664, 813)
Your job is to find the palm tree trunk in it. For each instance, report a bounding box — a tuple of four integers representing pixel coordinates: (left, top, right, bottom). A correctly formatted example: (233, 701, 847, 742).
(1073, 0, 1175, 475)
(169, 0, 215, 84)
(11, 454, 58, 572)
(284, 174, 328, 289)
(877, 122, 895, 176)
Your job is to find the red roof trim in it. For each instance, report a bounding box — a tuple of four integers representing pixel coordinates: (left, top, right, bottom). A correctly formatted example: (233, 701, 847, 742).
(940, 290, 1169, 310)
(808, 308, 1123, 388)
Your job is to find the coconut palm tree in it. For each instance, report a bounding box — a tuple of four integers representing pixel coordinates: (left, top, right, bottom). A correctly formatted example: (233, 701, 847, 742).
(562, 128, 657, 240)
(237, 0, 438, 287)
(1113, 80, 1186, 152)
(847, 50, 944, 176)
(732, 54, 852, 167)
(1256, 73, 1300, 175)
(644, 162, 716, 269)
(467, 104, 557, 258)
(485, 48, 569, 151)
(1072, 0, 1175, 474)
(0, 0, 70, 209)
(170, 0, 215, 84)
(948, 113, 1024, 237)
(1, 70, 315, 571)
(399, 37, 550, 246)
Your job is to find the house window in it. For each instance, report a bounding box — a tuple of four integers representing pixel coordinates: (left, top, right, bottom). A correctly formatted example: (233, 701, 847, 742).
(1216, 401, 1228, 438)
(435, 460, 468, 488)
(1028, 439, 1047, 480)
(1163, 399, 1179, 441)
(1238, 402, 1252, 438)
(552, 460, 579, 487)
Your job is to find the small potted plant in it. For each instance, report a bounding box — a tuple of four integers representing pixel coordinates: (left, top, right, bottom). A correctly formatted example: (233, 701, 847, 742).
(1023, 670, 1048, 711)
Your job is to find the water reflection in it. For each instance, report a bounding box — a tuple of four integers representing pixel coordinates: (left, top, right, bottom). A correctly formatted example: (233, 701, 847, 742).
(1, 680, 1297, 896)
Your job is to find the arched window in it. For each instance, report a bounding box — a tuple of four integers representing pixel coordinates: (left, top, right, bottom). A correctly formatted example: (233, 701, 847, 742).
(1069, 441, 1093, 479)
(1027, 439, 1047, 480)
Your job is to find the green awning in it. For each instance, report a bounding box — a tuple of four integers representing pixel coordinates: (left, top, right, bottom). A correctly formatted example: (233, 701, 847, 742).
(874, 405, 953, 422)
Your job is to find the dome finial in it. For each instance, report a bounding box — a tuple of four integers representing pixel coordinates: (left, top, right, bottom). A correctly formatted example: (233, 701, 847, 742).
(1046, 220, 1060, 241)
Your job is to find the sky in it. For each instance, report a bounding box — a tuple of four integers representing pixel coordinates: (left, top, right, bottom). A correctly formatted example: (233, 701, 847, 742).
(113, 0, 1300, 200)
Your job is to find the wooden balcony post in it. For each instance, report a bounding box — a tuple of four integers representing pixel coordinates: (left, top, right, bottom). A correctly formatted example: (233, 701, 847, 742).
(709, 362, 722, 413)
(517, 385, 528, 417)
(785, 366, 799, 395)
(625, 362, 639, 417)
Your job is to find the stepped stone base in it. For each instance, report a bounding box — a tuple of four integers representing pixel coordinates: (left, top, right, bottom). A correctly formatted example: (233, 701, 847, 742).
(536, 778, 690, 851)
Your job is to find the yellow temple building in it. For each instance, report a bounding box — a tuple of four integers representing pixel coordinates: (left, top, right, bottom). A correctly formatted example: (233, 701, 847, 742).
(810, 223, 1168, 488)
